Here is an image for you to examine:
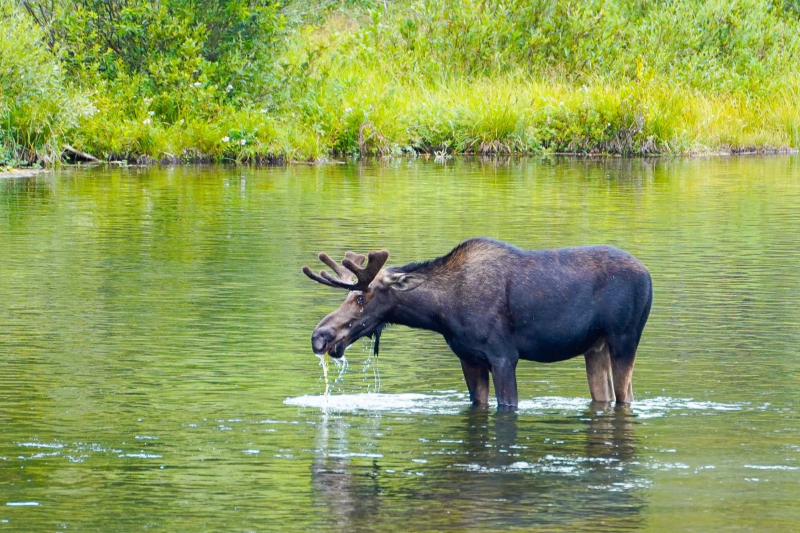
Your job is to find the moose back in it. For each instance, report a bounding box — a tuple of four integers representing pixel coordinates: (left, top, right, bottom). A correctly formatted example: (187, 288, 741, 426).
(303, 238, 652, 408)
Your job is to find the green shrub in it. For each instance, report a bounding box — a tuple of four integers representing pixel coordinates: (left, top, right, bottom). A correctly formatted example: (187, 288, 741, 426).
(21, 0, 286, 121)
(0, 0, 92, 165)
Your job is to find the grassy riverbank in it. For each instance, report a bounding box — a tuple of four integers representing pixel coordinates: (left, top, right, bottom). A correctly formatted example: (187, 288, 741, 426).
(3, 0, 800, 165)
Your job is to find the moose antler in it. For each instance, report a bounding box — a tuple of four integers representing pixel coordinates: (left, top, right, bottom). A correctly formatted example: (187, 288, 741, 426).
(302, 250, 389, 291)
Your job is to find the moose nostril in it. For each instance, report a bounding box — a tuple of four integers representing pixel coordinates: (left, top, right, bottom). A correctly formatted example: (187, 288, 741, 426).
(311, 329, 333, 354)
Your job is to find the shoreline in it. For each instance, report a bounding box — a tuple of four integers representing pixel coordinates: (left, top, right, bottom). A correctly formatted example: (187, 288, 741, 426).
(3, 149, 799, 175)
(0, 168, 49, 178)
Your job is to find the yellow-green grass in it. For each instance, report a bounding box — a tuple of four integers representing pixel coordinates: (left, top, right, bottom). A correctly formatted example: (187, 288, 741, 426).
(71, 72, 800, 162)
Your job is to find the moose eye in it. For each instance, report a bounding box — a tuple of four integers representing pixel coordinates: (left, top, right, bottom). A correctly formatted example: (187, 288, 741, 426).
(356, 295, 366, 306)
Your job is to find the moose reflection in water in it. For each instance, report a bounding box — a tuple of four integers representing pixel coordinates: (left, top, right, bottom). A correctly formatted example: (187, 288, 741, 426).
(304, 238, 653, 408)
(310, 407, 646, 532)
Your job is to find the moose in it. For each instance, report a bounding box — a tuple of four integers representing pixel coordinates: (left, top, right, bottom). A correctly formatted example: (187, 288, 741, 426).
(303, 238, 652, 408)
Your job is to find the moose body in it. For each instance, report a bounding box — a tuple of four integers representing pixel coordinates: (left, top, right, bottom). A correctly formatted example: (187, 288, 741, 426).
(304, 238, 652, 408)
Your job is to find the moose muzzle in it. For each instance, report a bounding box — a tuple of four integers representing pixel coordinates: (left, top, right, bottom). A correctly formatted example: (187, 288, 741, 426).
(311, 327, 334, 355)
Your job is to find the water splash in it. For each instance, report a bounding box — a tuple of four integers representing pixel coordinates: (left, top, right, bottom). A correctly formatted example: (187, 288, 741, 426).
(315, 353, 329, 397)
(286, 392, 463, 414)
(361, 350, 382, 393)
(631, 397, 743, 419)
(332, 355, 349, 386)
(285, 392, 745, 417)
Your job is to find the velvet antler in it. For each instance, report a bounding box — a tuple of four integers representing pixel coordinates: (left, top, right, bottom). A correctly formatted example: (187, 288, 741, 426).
(302, 250, 389, 291)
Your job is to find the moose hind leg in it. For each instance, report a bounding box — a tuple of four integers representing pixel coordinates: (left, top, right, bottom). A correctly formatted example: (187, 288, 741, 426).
(608, 337, 637, 404)
(460, 359, 490, 406)
(490, 358, 519, 409)
(584, 338, 615, 403)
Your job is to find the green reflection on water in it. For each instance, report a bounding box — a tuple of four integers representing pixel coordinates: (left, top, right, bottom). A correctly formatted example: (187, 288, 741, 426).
(1, 157, 800, 532)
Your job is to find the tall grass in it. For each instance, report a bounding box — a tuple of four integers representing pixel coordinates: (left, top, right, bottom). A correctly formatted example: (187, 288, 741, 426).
(249, 0, 800, 158)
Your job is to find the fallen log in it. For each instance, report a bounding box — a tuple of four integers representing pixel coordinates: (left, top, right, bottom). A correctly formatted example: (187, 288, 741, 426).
(62, 144, 102, 163)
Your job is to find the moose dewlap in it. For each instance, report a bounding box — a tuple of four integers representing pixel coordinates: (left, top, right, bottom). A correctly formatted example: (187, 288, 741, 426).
(303, 237, 653, 408)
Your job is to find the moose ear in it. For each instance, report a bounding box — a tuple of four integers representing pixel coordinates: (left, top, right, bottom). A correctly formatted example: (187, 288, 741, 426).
(387, 273, 425, 291)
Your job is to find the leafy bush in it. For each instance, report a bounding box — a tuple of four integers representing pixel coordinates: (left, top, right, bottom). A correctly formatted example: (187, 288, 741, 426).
(0, 0, 92, 165)
(21, 0, 286, 120)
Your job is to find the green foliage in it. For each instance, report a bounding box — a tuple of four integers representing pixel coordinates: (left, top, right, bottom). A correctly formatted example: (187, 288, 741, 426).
(0, 0, 92, 165)
(6, 0, 800, 163)
(21, 0, 286, 120)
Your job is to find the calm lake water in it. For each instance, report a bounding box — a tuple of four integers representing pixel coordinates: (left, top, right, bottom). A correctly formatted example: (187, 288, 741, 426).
(1, 157, 799, 532)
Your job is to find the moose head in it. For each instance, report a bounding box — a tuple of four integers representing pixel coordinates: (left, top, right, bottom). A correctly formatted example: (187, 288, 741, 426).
(302, 249, 424, 358)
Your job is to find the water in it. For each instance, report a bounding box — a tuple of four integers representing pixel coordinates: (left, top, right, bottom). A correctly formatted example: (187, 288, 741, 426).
(1, 157, 799, 531)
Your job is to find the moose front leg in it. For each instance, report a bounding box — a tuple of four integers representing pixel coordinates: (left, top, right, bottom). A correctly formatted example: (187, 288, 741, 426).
(460, 359, 490, 406)
(490, 357, 519, 409)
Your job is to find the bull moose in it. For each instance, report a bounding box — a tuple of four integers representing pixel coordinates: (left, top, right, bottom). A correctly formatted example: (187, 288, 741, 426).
(303, 238, 652, 408)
